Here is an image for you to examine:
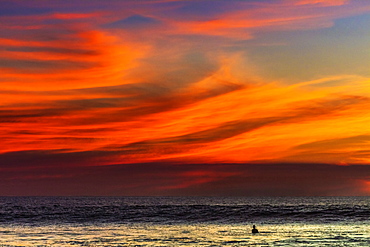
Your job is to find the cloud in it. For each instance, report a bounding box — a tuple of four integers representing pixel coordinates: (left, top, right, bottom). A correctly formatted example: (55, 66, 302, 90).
(0, 158, 369, 196)
(2, 54, 370, 163)
(0, 25, 146, 90)
(295, 0, 349, 6)
(6, 46, 99, 56)
(2, 50, 370, 164)
(0, 1, 52, 17)
(0, 57, 96, 72)
(165, 0, 370, 38)
(286, 135, 370, 164)
(105, 15, 162, 29)
(1, 0, 370, 195)
(295, 135, 370, 150)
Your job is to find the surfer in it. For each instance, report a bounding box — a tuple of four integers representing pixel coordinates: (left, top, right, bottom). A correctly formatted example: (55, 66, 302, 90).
(252, 225, 259, 233)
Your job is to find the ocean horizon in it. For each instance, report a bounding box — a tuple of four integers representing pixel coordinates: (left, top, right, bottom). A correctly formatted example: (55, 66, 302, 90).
(0, 196, 369, 246)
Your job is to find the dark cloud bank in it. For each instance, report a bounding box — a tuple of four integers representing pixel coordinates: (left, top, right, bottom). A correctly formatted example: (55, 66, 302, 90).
(0, 150, 369, 196)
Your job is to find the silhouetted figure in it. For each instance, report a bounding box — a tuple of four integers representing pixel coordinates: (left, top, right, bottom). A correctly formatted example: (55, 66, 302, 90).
(252, 225, 259, 233)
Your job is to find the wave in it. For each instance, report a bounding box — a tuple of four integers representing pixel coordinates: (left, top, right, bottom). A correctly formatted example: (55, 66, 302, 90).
(0, 197, 369, 225)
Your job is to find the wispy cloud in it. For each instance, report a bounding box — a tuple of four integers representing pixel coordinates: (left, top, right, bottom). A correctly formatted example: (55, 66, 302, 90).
(1, 0, 370, 195)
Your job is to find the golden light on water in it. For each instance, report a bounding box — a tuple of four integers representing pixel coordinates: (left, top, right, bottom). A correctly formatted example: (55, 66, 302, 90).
(1, 223, 369, 246)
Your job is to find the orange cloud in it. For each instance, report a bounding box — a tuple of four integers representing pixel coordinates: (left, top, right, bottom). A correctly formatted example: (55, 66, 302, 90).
(78, 69, 369, 165)
(2, 33, 370, 166)
(1, 2, 370, 169)
(295, 0, 348, 6)
(0, 29, 146, 91)
(363, 180, 370, 193)
(168, 0, 370, 38)
(1, 1, 370, 196)
(3, 45, 370, 165)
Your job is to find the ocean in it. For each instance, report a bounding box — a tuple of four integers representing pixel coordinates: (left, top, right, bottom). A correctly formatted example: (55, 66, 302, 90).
(0, 196, 369, 246)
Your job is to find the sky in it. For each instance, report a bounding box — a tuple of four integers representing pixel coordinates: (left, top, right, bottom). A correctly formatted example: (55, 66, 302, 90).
(1, 0, 370, 196)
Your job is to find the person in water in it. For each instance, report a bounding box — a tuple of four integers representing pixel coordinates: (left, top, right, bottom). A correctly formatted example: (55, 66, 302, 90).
(252, 225, 259, 233)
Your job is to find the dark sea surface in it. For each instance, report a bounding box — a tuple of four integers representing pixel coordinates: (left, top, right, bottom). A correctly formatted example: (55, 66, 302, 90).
(0, 196, 369, 246)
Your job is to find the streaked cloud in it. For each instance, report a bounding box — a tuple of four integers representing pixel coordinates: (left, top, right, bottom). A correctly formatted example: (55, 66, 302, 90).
(0, 0, 370, 195)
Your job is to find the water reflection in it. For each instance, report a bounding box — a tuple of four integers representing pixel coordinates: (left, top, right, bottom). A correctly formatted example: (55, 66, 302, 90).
(0, 223, 369, 246)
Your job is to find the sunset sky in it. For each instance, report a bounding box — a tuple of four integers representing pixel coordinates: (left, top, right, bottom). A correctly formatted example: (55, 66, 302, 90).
(1, 0, 370, 196)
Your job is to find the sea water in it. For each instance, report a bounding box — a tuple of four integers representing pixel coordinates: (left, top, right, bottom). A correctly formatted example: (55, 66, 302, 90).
(0, 197, 369, 246)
